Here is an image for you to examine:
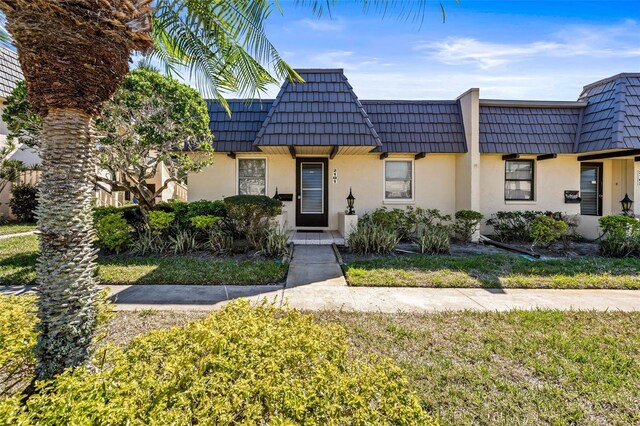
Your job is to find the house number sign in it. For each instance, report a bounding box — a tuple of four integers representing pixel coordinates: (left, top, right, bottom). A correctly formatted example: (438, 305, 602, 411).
(332, 168, 338, 184)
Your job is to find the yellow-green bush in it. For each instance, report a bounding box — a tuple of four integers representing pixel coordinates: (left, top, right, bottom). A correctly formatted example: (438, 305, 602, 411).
(0, 295, 37, 397)
(3, 300, 434, 425)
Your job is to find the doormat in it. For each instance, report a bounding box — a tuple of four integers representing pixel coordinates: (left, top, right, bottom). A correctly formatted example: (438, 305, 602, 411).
(296, 230, 324, 233)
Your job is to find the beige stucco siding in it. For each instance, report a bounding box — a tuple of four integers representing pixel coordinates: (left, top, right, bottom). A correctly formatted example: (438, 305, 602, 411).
(188, 152, 458, 230)
(479, 154, 582, 234)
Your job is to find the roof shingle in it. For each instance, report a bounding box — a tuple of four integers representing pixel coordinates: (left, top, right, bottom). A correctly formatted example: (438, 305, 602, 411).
(479, 105, 582, 154)
(0, 47, 22, 99)
(362, 100, 466, 153)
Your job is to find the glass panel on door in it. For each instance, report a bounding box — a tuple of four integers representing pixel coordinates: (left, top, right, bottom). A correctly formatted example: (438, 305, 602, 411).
(301, 163, 323, 214)
(580, 164, 602, 216)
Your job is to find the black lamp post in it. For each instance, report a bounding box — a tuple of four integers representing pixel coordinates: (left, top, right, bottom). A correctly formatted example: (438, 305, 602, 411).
(346, 188, 355, 215)
(621, 193, 633, 217)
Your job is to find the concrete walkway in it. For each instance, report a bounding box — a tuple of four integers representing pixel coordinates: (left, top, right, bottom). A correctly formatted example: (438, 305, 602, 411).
(286, 245, 346, 287)
(3, 285, 640, 313)
(0, 230, 35, 239)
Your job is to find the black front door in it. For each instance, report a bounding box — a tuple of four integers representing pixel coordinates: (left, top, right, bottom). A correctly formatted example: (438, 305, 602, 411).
(580, 162, 603, 216)
(296, 158, 328, 227)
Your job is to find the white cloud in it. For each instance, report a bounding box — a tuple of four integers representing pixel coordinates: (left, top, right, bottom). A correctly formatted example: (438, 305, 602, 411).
(297, 18, 344, 32)
(417, 20, 640, 69)
(308, 50, 381, 71)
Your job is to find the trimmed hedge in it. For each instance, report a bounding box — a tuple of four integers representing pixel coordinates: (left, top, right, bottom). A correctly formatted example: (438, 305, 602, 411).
(1, 300, 434, 425)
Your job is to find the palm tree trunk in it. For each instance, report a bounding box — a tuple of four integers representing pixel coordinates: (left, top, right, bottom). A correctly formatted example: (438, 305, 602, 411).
(34, 109, 99, 380)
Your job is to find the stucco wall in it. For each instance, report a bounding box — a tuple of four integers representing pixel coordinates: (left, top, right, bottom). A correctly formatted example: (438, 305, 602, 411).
(479, 154, 582, 234)
(455, 89, 480, 213)
(188, 153, 458, 230)
(478, 155, 639, 240)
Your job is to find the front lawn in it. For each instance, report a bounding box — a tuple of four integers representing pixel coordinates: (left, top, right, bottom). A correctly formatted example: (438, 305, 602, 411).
(316, 309, 640, 425)
(0, 234, 286, 285)
(0, 223, 36, 236)
(344, 254, 640, 289)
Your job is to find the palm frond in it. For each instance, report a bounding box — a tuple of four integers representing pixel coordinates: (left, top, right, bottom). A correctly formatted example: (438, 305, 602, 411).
(151, 0, 301, 113)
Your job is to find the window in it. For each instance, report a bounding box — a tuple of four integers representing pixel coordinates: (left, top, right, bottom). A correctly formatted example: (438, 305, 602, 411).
(238, 158, 266, 195)
(504, 160, 534, 201)
(384, 160, 413, 200)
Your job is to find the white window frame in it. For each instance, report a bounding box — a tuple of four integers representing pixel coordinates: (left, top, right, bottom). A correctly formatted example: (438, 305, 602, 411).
(383, 158, 415, 203)
(236, 157, 268, 196)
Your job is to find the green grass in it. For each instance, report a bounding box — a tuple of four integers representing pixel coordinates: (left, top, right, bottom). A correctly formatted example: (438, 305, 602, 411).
(344, 254, 640, 289)
(0, 234, 286, 285)
(0, 223, 36, 236)
(316, 310, 640, 425)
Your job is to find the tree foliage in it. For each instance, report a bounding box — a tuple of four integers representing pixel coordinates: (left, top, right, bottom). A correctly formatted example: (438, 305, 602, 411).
(3, 70, 215, 215)
(95, 69, 214, 214)
(2, 80, 41, 148)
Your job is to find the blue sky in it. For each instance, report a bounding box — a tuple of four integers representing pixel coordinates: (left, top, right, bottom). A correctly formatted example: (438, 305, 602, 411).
(255, 0, 640, 100)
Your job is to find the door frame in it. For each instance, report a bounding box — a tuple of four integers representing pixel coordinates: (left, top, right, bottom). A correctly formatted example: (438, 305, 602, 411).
(580, 162, 603, 216)
(296, 157, 329, 227)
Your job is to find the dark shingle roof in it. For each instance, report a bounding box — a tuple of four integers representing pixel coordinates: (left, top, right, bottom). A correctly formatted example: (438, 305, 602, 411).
(578, 73, 640, 152)
(253, 69, 381, 148)
(208, 99, 273, 152)
(362, 100, 466, 153)
(479, 104, 583, 154)
(0, 47, 22, 99)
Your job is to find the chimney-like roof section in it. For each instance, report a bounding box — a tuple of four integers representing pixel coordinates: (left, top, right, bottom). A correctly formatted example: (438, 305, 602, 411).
(577, 73, 640, 152)
(253, 69, 381, 149)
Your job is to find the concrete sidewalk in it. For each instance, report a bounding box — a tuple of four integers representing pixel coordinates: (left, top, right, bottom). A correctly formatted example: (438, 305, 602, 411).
(3, 284, 639, 312)
(0, 230, 35, 239)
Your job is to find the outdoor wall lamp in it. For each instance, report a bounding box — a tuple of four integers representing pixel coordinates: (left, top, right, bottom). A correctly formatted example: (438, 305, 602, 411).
(621, 193, 633, 216)
(346, 188, 355, 215)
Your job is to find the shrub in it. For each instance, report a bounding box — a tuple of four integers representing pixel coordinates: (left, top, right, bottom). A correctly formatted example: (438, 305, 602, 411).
(9, 183, 38, 223)
(94, 205, 145, 232)
(598, 215, 640, 258)
(368, 207, 415, 241)
(260, 226, 289, 258)
(96, 212, 133, 254)
(0, 295, 36, 397)
(157, 199, 227, 228)
(186, 199, 227, 218)
(486, 210, 543, 242)
(453, 210, 484, 242)
(3, 301, 433, 425)
(224, 195, 282, 249)
(206, 229, 234, 255)
(130, 229, 169, 255)
(598, 215, 639, 236)
(348, 221, 400, 255)
(148, 210, 175, 236)
(413, 224, 451, 254)
(530, 215, 570, 248)
(190, 214, 221, 232)
(363, 207, 452, 242)
(169, 228, 198, 254)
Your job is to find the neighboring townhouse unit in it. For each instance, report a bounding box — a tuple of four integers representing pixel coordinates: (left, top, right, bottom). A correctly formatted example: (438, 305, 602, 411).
(189, 68, 640, 239)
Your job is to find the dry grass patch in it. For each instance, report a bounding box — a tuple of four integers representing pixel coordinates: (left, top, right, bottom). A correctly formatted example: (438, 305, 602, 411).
(316, 310, 640, 426)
